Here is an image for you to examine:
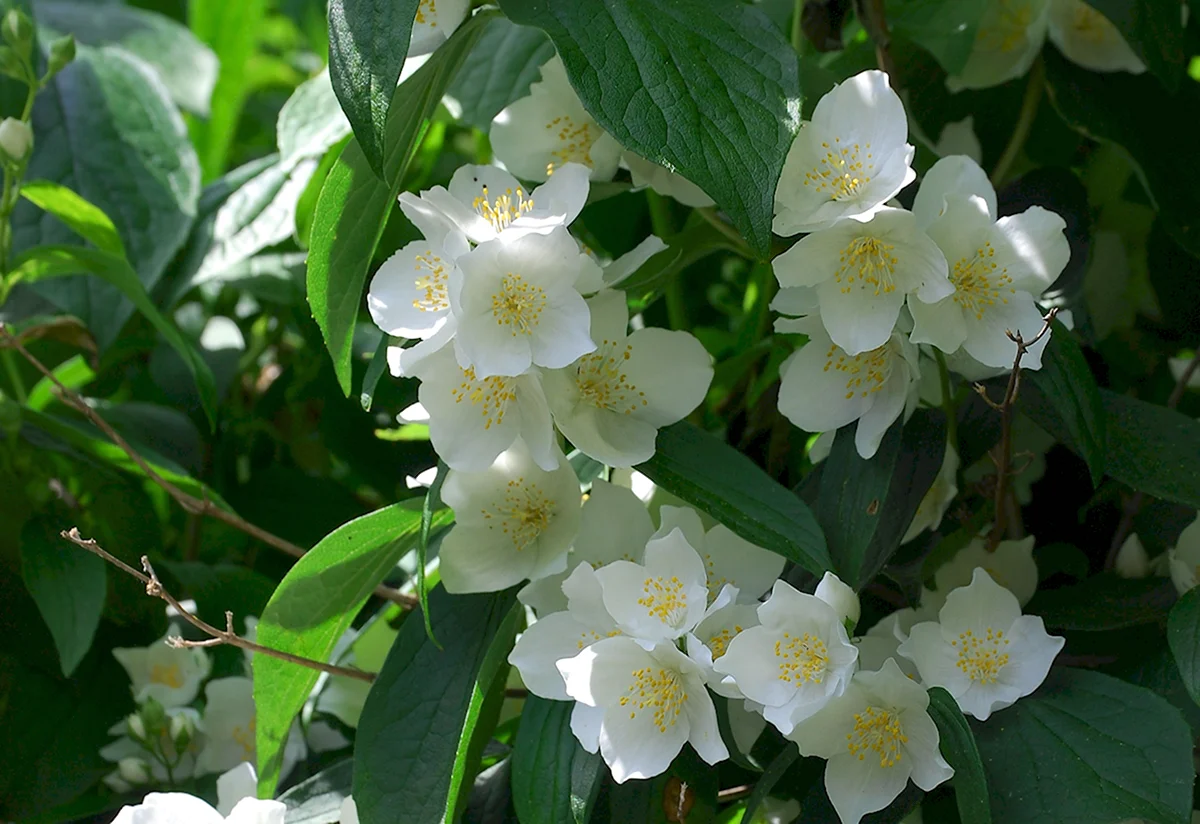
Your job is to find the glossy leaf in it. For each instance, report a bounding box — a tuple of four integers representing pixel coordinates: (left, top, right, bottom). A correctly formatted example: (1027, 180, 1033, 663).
(19, 180, 125, 257)
(927, 687, 991, 824)
(637, 422, 831, 576)
(498, 0, 800, 256)
(446, 16, 554, 130)
(511, 697, 603, 824)
(1167, 587, 1200, 708)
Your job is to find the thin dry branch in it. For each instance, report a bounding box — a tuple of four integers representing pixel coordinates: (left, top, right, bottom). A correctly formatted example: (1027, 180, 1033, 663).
(1, 325, 418, 610)
(61, 528, 375, 683)
(855, 0, 898, 81)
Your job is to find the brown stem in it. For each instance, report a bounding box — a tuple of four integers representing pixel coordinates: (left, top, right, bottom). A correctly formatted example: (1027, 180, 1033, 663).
(1, 326, 417, 610)
(976, 308, 1057, 550)
(855, 0, 898, 81)
(61, 528, 375, 683)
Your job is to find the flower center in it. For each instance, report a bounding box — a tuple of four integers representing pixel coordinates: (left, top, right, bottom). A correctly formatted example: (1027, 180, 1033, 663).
(804, 137, 874, 202)
(949, 242, 1013, 320)
(573, 339, 648, 414)
(619, 667, 687, 732)
(823, 342, 892, 400)
(981, 1, 1034, 52)
(775, 631, 829, 685)
(836, 236, 899, 295)
(638, 576, 689, 626)
(233, 717, 256, 760)
(473, 185, 535, 233)
(546, 115, 600, 168)
(491, 273, 546, 336)
(415, 0, 436, 25)
(149, 663, 184, 688)
(482, 478, 553, 550)
(450, 367, 517, 431)
(707, 625, 744, 660)
(847, 706, 907, 767)
(411, 250, 450, 313)
(952, 627, 1011, 684)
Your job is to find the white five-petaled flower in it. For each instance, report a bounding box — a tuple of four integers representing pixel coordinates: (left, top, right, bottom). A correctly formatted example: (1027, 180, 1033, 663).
(543, 290, 713, 467)
(899, 568, 1064, 721)
(452, 226, 600, 378)
(1167, 514, 1200, 595)
(407, 0, 469, 56)
(771, 208, 952, 354)
(776, 316, 920, 459)
(787, 659, 954, 824)
(686, 600, 762, 698)
(112, 625, 211, 708)
(923, 534, 1039, 612)
(490, 55, 623, 182)
(949, 0, 1050, 91)
(714, 580, 859, 735)
(815, 570, 862, 629)
(410, 344, 556, 472)
(773, 70, 915, 235)
(439, 442, 581, 593)
(196, 677, 307, 779)
(854, 610, 923, 678)
(1047, 0, 1146, 73)
(558, 636, 728, 782)
(112, 790, 286, 824)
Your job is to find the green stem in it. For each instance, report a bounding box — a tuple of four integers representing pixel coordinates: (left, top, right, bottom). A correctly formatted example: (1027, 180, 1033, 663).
(648, 190, 690, 330)
(695, 207, 754, 259)
(990, 56, 1044, 188)
(0, 78, 40, 281)
(791, 0, 805, 52)
(932, 347, 957, 456)
(1, 348, 25, 404)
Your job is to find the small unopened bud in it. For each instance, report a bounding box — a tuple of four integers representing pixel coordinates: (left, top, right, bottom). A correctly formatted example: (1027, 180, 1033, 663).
(169, 712, 195, 749)
(814, 570, 861, 630)
(139, 696, 167, 735)
(46, 34, 75, 77)
(1115, 533, 1151, 579)
(0, 45, 22, 80)
(117, 757, 151, 785)
(126, 712, 147, 742)
(0, 117, 31, 162)
(1, 10, 33, 58)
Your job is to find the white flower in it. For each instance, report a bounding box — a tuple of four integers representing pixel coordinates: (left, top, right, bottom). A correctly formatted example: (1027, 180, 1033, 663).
(909, 192, 1069, 369)
(899, 568, 1064, 720)
(598, 235, 669, 290)
(518, 478, 653, 616)
(215, 762, 258, 816)
(1114, 533, 1151, 579)
(340, 798, 359, 824)
(1168, 514, 1200, 595)
(111, 792, 286, 824)
(787, 659, 954, 824)
(713, 580, 859, 735)
(543, 290, 713, 467)
(408, 0, 469, 56)
(623, 150, 714, 208)
(815, 571, 861, 628)
(195, 677, 306, 779)
(949, 0, 1051, 91)
(1169, 356, 1200, 390)
(771, 208, 952, 354)
(911, 155, 996, 229)
(0, 116, 31, 160)
(558, 636, 728, 782)
(366, 233, 467, 340)
(686, 600, 761, 698)
(773, 70, 915, 235)
(410, 344, 556, 472)
(902, 444, 959, 543)
(924, 534, 1039, 610)
(1047, 0, 1145, 73)
(932, 116, 983, 164)
(855, 610, 923, 678)
(452, 227, 600, 378)
(490, 55, 623, 182)
(593, 527, 713, 643)
(654, 504, 785, 604)
(409, 162, 591, 245)
(112, 625, 211, 708)
(776, 316, 920, 459)
(439, 442, 581, 593)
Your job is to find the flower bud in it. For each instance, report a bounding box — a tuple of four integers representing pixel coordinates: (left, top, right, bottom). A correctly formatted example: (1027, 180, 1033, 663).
(169, 712, 195, 750)
(0, 46, 23, 80)
(126, 712, 147, 742)
(117, 757, 151, 785)
(46, 34, 75, 77)
(0, 117, 31, 162)
(1115, 533, 1150, 579)
(139, 696, 167, 735)
(814, 570, 861, 630)
(1, 10, 33, 58)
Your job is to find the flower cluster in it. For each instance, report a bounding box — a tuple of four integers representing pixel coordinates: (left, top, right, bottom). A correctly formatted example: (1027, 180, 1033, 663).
(770, 70, 1070, 458)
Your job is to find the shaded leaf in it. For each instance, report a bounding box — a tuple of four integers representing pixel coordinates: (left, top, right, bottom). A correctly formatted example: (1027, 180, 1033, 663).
(927, 687, 991, 824)
(511, 697, 603, 824)
(446, 16, 554, 131)
(1026, 573, 1176, 631)
(280, 759, 353, 824)
(1087, 0, 1187, 90)
(886, 0, 989, 74)
(1167, 586, 1200, 708)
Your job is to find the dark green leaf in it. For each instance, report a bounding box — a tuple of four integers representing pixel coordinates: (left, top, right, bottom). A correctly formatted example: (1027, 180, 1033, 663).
(498, 0, 800, 256)
(637, 422, 831, 576)
(1026, 573, 1176, 631)
(36, 0, 218, 115)
(446, 16, 554, 131)
(886, 0, 989, 74)
(741, 744, 799, 824)
(1087, 0, 1187, 90)
(254, 502, 451, 796)
(308, 12, 493, 395)
(1025, 320, 1106, 485)
(360, 332, 393, 412)
(352, 586, 520, 824)
(19, 180, 125, 257)
(927, 687, 991, 824)
(279, 759, 353, 824)
(1167, 586, 1200, 708)
(327, 0, 419, 176)
(18, 518, 105, 677)
(511, 697, 603, 824)
(465, 759, 518, 824)
(974, 668, 1192, 824)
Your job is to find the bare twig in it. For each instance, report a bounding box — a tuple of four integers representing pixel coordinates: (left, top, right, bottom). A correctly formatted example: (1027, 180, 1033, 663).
(1, 325, 418, 610)
(975, 309, 1058, 550)
(1107, 350, 1200, 567)
(717, 785, 753, 802)
(62, 528, 375, 683)
(854, 0, 898, 80)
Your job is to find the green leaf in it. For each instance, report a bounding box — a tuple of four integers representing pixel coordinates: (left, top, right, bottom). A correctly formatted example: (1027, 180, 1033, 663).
(1087, 0, 1187, 90)
(25, 353, 94, 412)
(511, 697, 603, 824)
(498, 0, 800, 257)
(1025, 573, 1176, 631)
(359, 332, 393, 412)
(353, 586, 520, 824)
(886, 0, 989, 74)
(9, 246, 217, 427)
(927, 687, 991, 824)
(278, 759, 353, 823)
(974, 668, 1192, 824)
(637, 422, 831, 576)
(308, 12, 493, 395)
(37, 0, 218, 115)
(446, 16, 554, 131)
(418, 463, 448, 646)
(19, 181, 125, 257)
(277, 68, 351, 166)
(14, 47, 200, 346)
(1167, 587, 1200, 708)
(327, 0, 419, 176)
(1025, 320, 1106, 485)
(741, 744, 799, 824)
(19, 518, 106, 677)
(254, 502, 451, 796)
